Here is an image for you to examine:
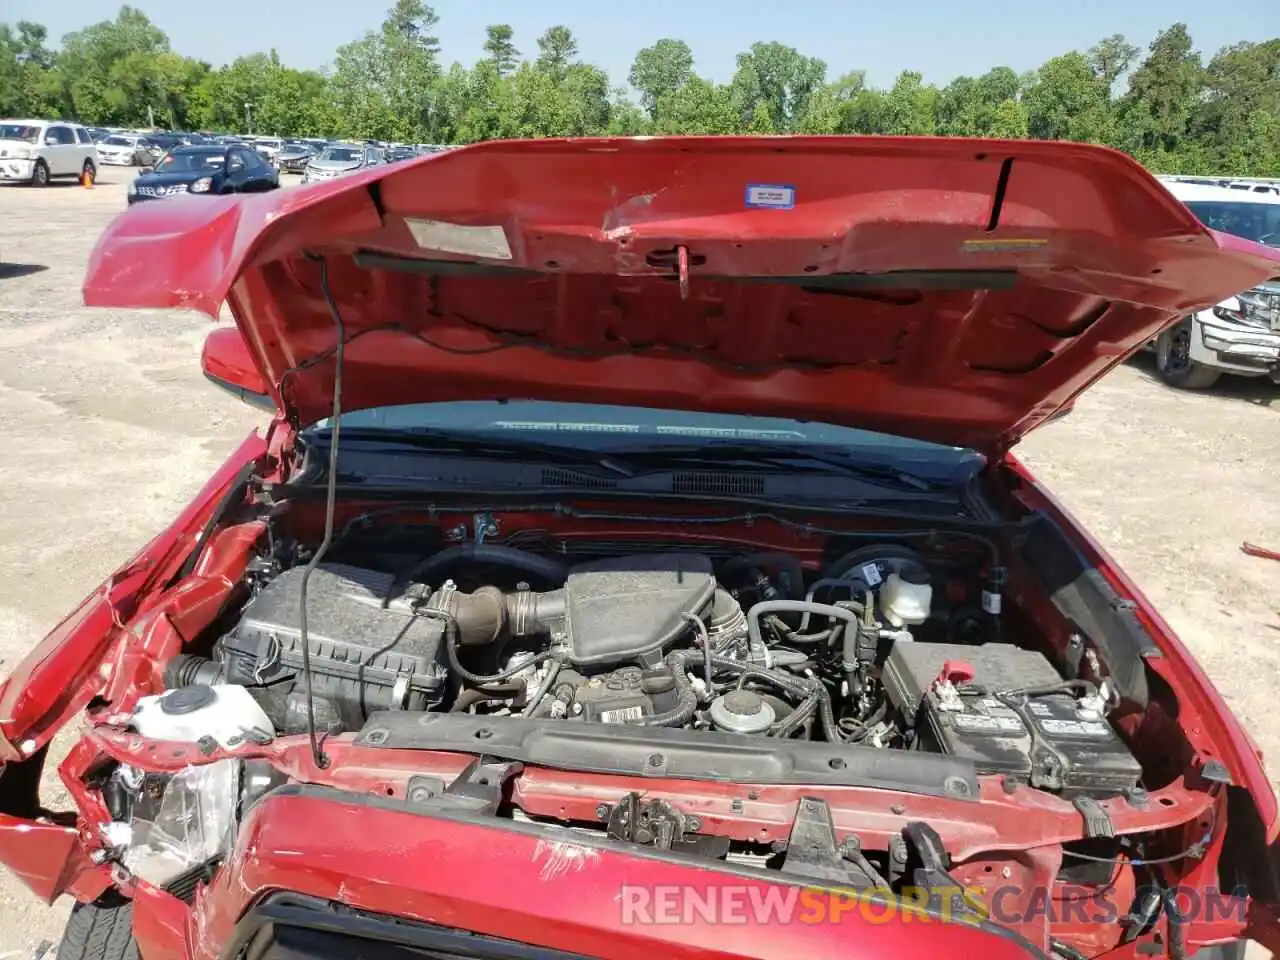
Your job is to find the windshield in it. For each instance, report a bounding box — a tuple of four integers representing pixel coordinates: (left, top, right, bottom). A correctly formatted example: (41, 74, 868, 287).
(319, 147, 361, 163)
(155, 151, 224, 173)
(304, 400, 981, 475)
(1185, 200, 1280, 246)
(0, 124, 40, 142)
(103, 136, 134, 146)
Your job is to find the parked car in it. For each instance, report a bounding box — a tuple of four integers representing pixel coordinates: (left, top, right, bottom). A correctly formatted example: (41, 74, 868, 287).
(385, 144, 419, 163)
(126, 143, 279, 204)
(0, 118, 98, 186)
(300, 143, 377, 183)
(275, 141, 316, 173)
(97, 134, 153, 167)
(10, 137, 1280, 960)
(252, 137, 284, 165)
(1149, 176, 1280, 389)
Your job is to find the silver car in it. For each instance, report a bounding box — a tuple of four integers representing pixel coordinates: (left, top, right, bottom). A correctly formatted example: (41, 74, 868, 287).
(300, 145, 373, 185)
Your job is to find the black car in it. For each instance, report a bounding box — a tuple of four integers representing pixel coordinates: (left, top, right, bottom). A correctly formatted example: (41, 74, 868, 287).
(385, 145, 419, 163)
(127, 144, 279, 205)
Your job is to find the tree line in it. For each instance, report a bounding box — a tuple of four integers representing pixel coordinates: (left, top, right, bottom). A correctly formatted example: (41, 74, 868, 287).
(2, 1, 1278, 176)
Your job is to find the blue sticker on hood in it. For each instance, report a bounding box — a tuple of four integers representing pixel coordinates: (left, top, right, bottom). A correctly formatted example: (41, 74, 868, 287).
(745, 184, 796, 209)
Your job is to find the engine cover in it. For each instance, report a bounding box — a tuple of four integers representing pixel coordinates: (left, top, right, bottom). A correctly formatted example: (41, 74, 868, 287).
(561, 553, 716, 667)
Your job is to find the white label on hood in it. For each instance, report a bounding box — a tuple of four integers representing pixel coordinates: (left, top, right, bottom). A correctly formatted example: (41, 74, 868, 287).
(405, 218, 512, 260)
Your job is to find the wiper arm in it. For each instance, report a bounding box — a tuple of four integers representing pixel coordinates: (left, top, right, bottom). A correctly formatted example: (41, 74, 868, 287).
(616, 443, 952, 492)
(304, 427, 638, 477)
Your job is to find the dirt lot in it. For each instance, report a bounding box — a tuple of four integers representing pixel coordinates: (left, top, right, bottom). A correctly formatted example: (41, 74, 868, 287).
(1, 174, 1278, 958)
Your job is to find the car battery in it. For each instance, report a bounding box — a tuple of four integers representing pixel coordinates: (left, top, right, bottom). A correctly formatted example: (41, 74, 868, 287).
(882, 641, 1142, 797)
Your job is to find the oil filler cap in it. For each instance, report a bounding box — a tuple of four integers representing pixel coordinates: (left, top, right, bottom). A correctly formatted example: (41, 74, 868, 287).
(160, 684, 217, 715)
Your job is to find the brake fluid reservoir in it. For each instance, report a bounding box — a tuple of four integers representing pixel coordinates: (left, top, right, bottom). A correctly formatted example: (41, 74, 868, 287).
(132, 684, 274, 748)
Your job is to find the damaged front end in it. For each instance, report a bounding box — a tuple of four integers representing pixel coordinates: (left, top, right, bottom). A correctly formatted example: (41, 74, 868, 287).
(3, 463, 1279, 960)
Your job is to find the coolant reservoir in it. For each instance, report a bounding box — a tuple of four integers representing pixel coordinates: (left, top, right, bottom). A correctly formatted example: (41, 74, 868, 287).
(132, 684, 274, 748)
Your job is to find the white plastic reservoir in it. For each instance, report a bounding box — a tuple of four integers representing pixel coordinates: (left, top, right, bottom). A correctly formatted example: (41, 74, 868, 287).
(132, 684, 274, 748)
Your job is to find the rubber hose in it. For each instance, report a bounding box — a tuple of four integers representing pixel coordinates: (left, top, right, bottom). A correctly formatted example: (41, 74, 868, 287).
(798, 579, 872, 631)
(723, 552, 805, 599)
(747, 600, 861, 668)
(392, 543, 570, 598)
(440, 616, 558, 685)
(164, 654, 223, 688)
(772, 694, 819, 738)
(634, 651, 699, 727)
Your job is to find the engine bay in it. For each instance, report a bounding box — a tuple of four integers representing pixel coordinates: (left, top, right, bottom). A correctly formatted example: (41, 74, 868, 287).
(151, 531, 1141, 801)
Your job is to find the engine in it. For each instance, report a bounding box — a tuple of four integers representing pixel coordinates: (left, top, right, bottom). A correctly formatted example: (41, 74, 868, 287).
(167, 540, 1141, 798)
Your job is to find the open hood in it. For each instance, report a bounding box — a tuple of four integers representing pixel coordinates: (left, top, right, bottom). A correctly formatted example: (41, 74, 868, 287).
(83, 135, 1280, 453)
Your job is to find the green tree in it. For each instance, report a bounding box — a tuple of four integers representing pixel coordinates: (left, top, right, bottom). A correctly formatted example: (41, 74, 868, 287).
(483, 25, 519, 76)
(628, 39, 694, 119)
(1088, 34, 1139, 93)
(653, 77, 738, 134)
(57, 6, 172, 125)
(535, 26, 578, 80)
(1117, 23, 1203, 154)
(1023, 52, 1114, 143)
(729, 41, 825, 133)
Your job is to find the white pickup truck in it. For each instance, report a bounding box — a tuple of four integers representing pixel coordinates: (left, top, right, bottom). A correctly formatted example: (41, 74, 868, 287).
(0, 118, 99, 186)
(1152, 176, 1280, 389)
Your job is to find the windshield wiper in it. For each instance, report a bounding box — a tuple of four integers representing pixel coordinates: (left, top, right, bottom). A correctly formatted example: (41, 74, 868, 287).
(611, 442, 958, 492)
(304, 426, 639, 477)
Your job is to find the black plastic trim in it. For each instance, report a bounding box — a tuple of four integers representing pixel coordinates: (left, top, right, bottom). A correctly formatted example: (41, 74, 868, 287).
(354, 711, 980, 798)
(203, 372, 275, 412)
(1015, 511, 1157, 708)
(225, 892, 593, 960)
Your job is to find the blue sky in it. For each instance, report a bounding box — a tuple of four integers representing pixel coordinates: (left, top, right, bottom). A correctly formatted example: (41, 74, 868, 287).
(11, 0, 1278, 89)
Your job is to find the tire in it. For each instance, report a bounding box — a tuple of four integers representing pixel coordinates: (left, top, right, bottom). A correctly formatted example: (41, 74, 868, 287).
(56, 900, 140, 960)
(81, 159, 96, 185)
(31, 160, 49, 187)
(1155, 319, 1221, 390)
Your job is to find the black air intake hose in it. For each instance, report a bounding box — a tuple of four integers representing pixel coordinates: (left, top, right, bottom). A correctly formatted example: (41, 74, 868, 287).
(391, 544, 570, 599)
(164, 654, 223, 689)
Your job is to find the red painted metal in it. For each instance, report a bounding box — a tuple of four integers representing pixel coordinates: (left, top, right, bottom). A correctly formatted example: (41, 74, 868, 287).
(169, 789, 1051, 960)
(81, 136, 1280, 453)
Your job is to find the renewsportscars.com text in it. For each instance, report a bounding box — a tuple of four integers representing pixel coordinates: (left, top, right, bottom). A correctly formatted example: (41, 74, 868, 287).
(619, 883, 1248, 926)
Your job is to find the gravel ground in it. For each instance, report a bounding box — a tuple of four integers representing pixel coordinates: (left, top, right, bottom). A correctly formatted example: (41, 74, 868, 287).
(0, 173, 1277, 958)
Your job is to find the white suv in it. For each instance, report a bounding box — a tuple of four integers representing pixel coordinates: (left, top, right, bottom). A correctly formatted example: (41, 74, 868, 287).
(1152, 176, 1280, 389)
(0, 119, 99, 186)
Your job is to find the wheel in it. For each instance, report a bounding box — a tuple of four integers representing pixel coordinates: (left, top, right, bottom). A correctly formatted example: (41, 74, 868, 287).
(31, 160, 49, 187)
(1155, 319, 1221, 390)
(56, 900, 139, 960)
(81, 159, 96, 185)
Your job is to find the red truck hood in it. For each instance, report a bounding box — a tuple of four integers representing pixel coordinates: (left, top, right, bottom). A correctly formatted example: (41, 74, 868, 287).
(83, 135, 1280, 453)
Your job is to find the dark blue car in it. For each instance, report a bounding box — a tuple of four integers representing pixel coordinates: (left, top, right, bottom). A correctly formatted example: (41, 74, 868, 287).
(127, 144, 279, 205)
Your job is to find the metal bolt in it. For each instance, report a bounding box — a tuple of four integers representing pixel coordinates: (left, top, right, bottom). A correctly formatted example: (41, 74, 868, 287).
(890, 839, 909, 863)
(409, 786, 434, 803)
(446, 525, 467, 541)
(731, 798, 745, 813)
(890, 803, 906, 815)
(89, 850, 109, 864)
(1001, 866, 1013, 879)
(685, 815, 701, 831)
(647, 753, 664, 768)
(595, 803, 610, 819)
